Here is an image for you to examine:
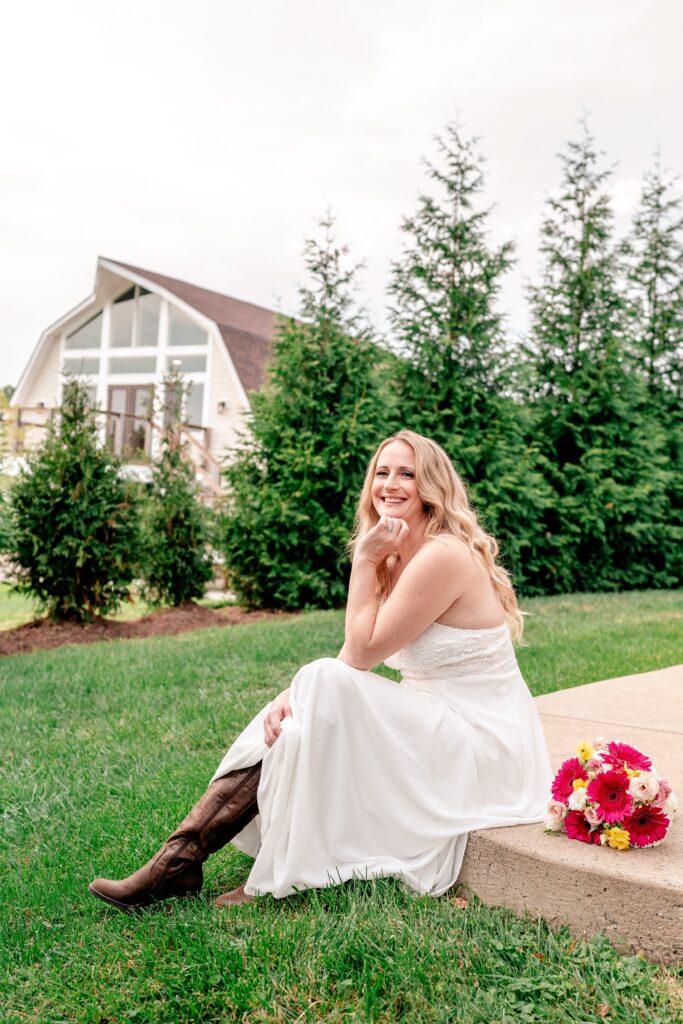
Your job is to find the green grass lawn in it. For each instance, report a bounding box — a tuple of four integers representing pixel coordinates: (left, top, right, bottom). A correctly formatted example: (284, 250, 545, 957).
(0, 592, 681, 1022)
(0, 581, 155, 630)
(0, 581, 235, 631)
(517, 589, 683, 694)
(0, 581, 46, 629)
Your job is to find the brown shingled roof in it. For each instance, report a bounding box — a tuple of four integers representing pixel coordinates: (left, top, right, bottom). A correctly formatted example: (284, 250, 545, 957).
(103, 258, 279, 392)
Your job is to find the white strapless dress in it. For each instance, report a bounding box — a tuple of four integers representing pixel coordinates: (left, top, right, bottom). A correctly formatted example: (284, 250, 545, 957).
(211, 622, 553, 898)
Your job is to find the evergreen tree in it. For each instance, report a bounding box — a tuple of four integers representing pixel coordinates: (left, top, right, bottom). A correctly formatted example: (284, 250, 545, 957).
(139, 371, 215, 607)
(389, 122, 515, 474)
(388, 122, 553, 591)
(4, 378, 140, 621)
(624, 157, 683, 408)
(528, 126, 677, 592)
(624, 159, 683, 585)
(220, 217, 393, 609)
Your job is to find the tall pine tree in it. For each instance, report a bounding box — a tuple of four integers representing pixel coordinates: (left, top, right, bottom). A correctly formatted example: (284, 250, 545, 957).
(389, 122, 552, 592)
(624, 157, 683, 408)
(220, 217, 393, 609)
(623, 158, 683, 584)
(389, 123, 515, 475)
(528, 125, 676, 592)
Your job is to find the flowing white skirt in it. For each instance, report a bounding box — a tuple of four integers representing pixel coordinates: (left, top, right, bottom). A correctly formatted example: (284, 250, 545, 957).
(211, 657, 552, 898)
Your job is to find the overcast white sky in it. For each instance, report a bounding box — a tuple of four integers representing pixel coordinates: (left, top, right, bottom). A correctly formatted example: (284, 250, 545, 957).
(1, 0, 681, 387)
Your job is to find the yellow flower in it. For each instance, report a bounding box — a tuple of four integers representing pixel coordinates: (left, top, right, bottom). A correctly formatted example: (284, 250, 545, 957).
(572, 778, 588, 790)
(604, 827, 630, 851)
(576, 740, 594, 761)
(624, 767, 641, 778)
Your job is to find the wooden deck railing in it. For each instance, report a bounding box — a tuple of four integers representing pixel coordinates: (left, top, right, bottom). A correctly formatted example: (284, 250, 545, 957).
(4, 406, 222, 497)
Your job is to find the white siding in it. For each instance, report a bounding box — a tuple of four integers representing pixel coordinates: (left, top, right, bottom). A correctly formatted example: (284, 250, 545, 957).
(22, 334, 61, 408)
(206, 336, 250, 463)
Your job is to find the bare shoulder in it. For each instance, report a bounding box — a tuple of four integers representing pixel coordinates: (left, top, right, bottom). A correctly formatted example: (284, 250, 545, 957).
(405, 534, 468, 576)
(426, 533, 473, 565)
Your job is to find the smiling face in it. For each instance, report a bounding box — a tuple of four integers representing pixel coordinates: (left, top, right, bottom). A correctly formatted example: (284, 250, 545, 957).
(371, 439, 425, 525)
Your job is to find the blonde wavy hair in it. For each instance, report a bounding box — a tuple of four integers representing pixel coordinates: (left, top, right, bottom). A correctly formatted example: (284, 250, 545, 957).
(348, 430, 524, 642)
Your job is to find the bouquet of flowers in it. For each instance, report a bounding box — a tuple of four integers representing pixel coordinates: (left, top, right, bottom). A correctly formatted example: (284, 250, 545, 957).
(544, 738, 677, 850)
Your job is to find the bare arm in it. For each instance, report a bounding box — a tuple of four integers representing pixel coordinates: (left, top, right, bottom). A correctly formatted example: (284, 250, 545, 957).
(344, 522, 464, 670)
(337, 642, 351, 663)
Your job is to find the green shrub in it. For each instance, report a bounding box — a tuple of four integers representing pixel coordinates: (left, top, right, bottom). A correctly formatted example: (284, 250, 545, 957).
(3, 379, 140, 621)
(0, 490, 12, 556)
(139, 373, 215, 606)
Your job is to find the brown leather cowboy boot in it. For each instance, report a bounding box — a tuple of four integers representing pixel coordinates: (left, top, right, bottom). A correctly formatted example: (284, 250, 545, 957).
(88, 763, 261, 911)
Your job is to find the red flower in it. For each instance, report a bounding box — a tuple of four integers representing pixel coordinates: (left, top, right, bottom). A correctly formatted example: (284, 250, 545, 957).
(551, 757, 588, 802)
(622, 805, 670, 848)
(586, 769, 634, 823)
(564, 811, 602, 844)
(601, 741, 652, 773)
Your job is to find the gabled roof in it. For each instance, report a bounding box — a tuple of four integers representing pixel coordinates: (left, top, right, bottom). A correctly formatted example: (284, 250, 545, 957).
(104, 259, 278, 392)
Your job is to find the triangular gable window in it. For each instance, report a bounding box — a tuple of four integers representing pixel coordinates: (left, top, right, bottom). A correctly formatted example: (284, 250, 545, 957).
(65, 312, 102, 349)
(111, 286, 161, 348)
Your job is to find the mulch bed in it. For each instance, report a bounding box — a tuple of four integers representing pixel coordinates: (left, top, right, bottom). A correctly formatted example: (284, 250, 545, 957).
(0, 604, 293, 657)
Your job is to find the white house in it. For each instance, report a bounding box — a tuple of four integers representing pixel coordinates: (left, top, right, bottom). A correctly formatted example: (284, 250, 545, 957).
(10, 257, 279, 492)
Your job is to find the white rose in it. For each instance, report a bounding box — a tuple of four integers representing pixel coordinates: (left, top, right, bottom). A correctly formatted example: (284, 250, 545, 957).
(663, 793, 678, 818)
(568, 788, 588, 811)
(544, 811, 564, 831)
(543, 800, 566, 831)
(628, 772, 660, 802)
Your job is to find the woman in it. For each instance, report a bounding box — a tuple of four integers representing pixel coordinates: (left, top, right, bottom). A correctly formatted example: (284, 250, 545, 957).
(89, 430, 552, 911)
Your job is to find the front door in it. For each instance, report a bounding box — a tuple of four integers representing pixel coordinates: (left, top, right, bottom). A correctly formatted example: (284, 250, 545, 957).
(106, 385, 153, 456)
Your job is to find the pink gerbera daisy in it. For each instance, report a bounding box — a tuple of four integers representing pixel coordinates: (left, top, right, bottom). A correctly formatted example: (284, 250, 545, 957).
(601, 741, 652, 773)
(622, 806, 670, 848)
(586, 769, 634, 823)
(564, 811, 602, 844)
(551, 757, 589, 802)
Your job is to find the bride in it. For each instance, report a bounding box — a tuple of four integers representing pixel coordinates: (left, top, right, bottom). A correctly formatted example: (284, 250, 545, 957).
(89, 430, 552, 910)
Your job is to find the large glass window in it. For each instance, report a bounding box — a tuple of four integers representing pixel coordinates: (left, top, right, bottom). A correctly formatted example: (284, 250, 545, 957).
(138, 289, 161, 346)
(163, 380, 183, 429)
(162, 381, 204, 426)
(110, 286, 161, 347)
(65, 312, 102, 349)
(63, 356, 100, 375)
(111, 288, 135, 347)
(109, 356, 157, 374)
(184, 382, 204, 425)
(167, 354, 206, 373)
(168, 307, 207, 346)
(106, 385, 153, 456)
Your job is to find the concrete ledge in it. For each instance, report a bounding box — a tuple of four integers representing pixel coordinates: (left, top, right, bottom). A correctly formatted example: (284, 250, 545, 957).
(458, 665, 683, 964)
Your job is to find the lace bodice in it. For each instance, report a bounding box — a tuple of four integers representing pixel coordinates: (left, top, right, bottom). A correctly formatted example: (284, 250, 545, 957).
(384, 621, 518, 679)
